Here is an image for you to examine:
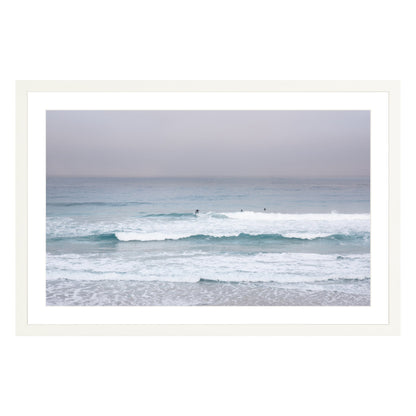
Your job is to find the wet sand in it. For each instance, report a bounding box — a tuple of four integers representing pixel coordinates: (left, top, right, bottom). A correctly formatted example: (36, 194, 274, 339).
(46, 279, 370, 306)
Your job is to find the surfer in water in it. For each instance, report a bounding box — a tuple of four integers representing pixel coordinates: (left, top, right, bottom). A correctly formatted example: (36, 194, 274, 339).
(264, 208, 266, 211)
(195, 209, 199, 215)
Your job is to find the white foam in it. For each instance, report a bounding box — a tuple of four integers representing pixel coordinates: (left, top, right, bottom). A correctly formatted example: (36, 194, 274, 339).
(46, 252, 370, 283)
(112, 210, 370, 241)
(221, 211, 370, 221)
(281, 232, 334, 239)
(47, 210, 371, 241)
(114, 231, 357, 242)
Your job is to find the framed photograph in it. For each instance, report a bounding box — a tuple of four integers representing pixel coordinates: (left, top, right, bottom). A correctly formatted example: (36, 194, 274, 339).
(16, 81, 400, 335)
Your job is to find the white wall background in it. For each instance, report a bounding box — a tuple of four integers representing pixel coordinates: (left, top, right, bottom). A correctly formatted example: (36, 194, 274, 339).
(1, 1, 414, 415)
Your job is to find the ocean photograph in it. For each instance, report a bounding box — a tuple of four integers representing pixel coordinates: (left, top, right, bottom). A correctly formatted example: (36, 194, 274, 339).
(46, 110, 370, 306)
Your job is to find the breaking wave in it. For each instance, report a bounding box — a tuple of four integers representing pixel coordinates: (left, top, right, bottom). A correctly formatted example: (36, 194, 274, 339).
(114, 231, 369, 242)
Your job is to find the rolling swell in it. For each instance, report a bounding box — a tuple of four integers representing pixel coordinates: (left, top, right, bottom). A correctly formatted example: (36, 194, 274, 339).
(48, 233, 119, 242)
(144, 213, 196, 218)
(48, 201, 150, 207)
(47, 231, 369, 243)
(111, 231, 369, 242)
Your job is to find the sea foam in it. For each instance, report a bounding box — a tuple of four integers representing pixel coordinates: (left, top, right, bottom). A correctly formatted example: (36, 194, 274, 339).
(47, 210, 370, 241)
(46, 251, 370, 283)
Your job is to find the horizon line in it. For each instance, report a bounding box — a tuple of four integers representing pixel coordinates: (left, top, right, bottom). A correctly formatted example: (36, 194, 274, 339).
(46, 174, 370, 179)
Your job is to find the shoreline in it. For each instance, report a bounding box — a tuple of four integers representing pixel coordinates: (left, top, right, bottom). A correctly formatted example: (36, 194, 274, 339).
(46, 279, 370, 307)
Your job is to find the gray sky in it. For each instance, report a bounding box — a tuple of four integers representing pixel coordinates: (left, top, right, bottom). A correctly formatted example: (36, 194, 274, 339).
(46, 110, 370, 177)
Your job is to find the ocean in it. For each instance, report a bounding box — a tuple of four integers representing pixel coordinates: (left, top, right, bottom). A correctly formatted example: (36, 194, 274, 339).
(46, 177, 370, 306)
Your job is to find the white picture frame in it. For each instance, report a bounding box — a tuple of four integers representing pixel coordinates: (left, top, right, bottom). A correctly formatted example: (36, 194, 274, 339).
(15, 80, 400, 335)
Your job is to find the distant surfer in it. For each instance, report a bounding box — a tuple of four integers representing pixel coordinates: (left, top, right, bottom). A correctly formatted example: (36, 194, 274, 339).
(195, 209, 199, 215)
(264, 208, 266, 211)
(240, 209, 243, 212)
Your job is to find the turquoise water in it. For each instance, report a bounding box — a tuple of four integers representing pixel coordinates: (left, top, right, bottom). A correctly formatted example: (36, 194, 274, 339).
(46, 177, 370, 305)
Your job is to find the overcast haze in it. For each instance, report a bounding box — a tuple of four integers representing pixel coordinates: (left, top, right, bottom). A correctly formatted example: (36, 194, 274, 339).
(46, 110, 370, 177)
